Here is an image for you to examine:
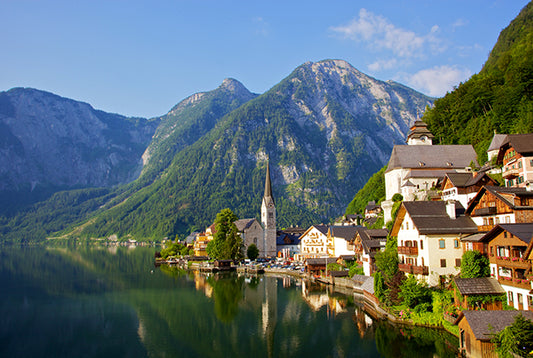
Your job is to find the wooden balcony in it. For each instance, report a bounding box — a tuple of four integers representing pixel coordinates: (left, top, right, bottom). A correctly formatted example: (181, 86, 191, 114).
(491, 256, 531, 269)
(398, 246, 419, 255)
(475, 207, 497, 215)
(498, 277, 531, 290)
(398, 263, 429, 275)
(502, 167, 520, 179)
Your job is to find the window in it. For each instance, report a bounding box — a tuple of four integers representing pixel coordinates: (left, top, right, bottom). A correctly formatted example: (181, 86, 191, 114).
(508, 291, 514, 303)
(530, 159, 533, 167)
(454, 239, 459, 248)
(518, 293, 523, 305)
(440, 259, 447, 268)
(439, 239, 445, 249)
(528, 296, 533, 309)
(455, 259, 461, 267)
(420, 240, 423, 250)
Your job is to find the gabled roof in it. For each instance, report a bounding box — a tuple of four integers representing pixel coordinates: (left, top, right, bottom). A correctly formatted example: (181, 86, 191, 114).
(234, 218, 258, 231)
(300, 224, 329, 239)
(328, 226, 361, 241)
(487, 133, 508, 152)
(392, 201, 478, 236)
(498, 134, 533, 160)
(386, 145, 477, 173)
(466, 186, 533, 215)
(479, 223, 533, 244)
(453, 277, 505, 296)
(455, 311, 533, 341)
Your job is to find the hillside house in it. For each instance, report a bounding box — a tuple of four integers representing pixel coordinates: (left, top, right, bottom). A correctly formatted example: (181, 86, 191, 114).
(440, 172, 497, 209)
(480, 223, 533, 310)
(392, 201, 478, 287)
(382, 120, 477, 223)
(352, 228, 388, 276)
(497, 133, 533, 189)
(455, 310, 533, 358)
(327, 226, 359, 257)
(465, 186, 533, 232)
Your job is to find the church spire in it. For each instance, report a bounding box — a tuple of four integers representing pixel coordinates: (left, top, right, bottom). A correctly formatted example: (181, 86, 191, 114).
(264, 161, 274, 204)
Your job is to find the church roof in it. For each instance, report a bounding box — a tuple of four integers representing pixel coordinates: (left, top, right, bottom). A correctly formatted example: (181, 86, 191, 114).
(264, 161, 274, 203)
(234, 218, 257, 231)
(386, 145, 477, 173)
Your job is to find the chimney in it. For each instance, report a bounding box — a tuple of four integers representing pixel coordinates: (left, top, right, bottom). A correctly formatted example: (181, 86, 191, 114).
(446, 200, 456, 219)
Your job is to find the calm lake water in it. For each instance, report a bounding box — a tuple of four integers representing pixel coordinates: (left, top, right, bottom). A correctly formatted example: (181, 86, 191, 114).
(0, 244, 458, 357)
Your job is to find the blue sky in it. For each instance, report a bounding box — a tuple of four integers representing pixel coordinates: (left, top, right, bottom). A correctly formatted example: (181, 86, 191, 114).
(0, 0, 529, 118)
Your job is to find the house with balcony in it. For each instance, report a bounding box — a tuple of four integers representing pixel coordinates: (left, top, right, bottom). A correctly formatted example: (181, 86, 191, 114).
(352, 228, 388, 276)
(465, 185, 533, 232)
(440, 172, 497, 209)
(480, 223, 533, 310)
(391, 200, 478, 287)
(496, 133, 533, 189)
(327, 226, 360, 257)
(298, 225, 329, 260)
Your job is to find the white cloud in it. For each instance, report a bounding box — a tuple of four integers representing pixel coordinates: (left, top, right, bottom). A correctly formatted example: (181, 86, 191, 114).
(331, 9, 445, 58)
(253, 17, 269, 36)
(451, 18, 468, 31)
(405, 65, 472, 97)
(368, 58, 398, 71)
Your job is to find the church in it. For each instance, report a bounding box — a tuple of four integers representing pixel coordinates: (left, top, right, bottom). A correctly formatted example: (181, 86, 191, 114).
(235, 161, 278, 258)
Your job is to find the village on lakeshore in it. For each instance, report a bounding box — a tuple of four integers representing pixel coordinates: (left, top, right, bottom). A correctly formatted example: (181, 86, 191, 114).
(156, 121, 533, 358)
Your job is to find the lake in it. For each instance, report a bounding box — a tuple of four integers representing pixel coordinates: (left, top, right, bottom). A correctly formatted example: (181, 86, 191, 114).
(0, 244, 458, 357)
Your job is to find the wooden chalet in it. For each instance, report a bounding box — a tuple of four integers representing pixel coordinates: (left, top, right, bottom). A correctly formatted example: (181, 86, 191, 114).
(455, 310, 533, 358)
(480, 223, 533, 310)
(453, 277, 505, 310)
(465, 185, 533, 232)
(440, 171, 497, 209)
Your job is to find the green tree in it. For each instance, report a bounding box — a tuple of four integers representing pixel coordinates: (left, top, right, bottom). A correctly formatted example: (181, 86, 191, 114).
(398, 275, 433, 312)
(246, 243, 259, 260)
(460, 250, 490, 278)
(492, 314, 533, 357)
(206, 208, 243, 260)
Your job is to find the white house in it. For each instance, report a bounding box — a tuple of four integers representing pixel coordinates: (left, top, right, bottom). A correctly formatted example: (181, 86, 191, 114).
(298, 225, 329, 259)
(391, 200, 478, 287)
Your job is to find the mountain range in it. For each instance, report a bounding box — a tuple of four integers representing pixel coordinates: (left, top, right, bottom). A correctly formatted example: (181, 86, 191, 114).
(0, 59, 433, 242)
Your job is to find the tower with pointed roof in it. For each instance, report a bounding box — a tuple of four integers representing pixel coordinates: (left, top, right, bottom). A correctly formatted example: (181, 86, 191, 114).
(261, 161, 277, 257)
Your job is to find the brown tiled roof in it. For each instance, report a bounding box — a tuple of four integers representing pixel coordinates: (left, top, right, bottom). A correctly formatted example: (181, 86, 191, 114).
(456, 311, 533, 341)
(453, 277, 505, 295)
(403, 201, 478, 235)
(386, 145, 477, 173)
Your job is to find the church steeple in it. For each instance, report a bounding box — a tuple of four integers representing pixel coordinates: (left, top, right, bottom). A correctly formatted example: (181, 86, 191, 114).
(261, 161, 277, 257)
(264, 161, 274, 206)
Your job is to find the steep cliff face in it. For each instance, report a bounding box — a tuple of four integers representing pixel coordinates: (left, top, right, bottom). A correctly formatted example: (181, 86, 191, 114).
(0, 88, 158, 193)
(140, 78, 257, 181)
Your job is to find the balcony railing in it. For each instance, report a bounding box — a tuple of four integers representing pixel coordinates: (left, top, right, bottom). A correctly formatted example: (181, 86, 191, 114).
(475, 207, 497, 215)
(492, 256, 531, 269)
(398, 263, 429, 275)
(502, 167, 520, 179)
(398, 246, 419, 255)
(498, 277, 531, 290)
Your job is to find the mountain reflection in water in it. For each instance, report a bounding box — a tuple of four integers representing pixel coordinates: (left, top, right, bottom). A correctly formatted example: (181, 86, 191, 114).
(0, 245, 458, 357)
